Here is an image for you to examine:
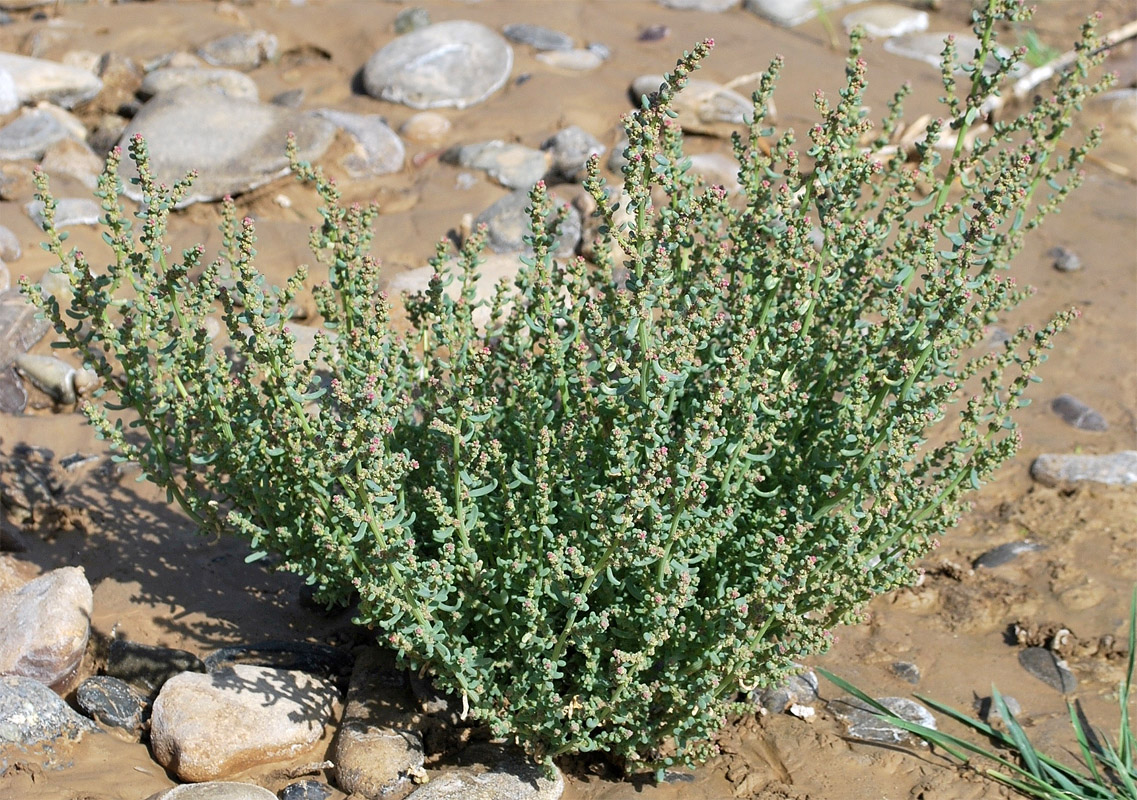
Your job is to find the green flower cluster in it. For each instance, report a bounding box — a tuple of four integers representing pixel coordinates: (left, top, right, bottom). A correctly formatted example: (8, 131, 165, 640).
(26, 0, 1110, 775)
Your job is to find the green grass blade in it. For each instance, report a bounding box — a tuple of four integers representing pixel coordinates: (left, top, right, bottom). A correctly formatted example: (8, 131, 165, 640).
(993, 686, 1044, 778)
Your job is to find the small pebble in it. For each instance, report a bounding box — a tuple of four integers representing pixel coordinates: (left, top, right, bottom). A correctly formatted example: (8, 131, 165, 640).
(973, 540, 1045, 569)
(394, 7, 430, 35)
(974, 694, 1023, 724)
(1047, 245, 1082, 272)
(1050, 394, 1107, 432)
(1018, 647, 1076, 693)
(890, 661, 920, 684)
(536, 49, 604, 71)
(502, 23, 573, 52)
(638, 25, 670, 42)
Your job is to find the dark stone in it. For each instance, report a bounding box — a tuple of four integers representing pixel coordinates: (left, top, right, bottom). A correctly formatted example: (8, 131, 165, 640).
(1047, 245, 1082, 272)
(973, 540, 1046, 569)
(106, 639, 205, 695)
(75, 675, 149, 738)
(890, 661, 920, 684)
(1018, 647, 1076, 693)
(279, 780, 333, 800)
(1050, 394, 1107, 432)
(203, 640, 353, 688)
(754, 668, 818, 713)
(1, 675, 100, 776)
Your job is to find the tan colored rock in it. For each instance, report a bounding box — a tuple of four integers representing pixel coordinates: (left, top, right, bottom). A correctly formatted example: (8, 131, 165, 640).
(149, 664, 339, 782)
(0, 566, 93, 690)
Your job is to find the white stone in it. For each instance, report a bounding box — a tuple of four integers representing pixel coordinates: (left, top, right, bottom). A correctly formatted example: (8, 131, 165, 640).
(149, 665, 339, 782)
(842, 5, 928, 38)
(0, 52, 102, 109)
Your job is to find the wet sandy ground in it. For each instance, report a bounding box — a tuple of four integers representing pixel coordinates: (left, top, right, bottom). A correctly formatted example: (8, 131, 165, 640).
(1, 1, 1135, 798)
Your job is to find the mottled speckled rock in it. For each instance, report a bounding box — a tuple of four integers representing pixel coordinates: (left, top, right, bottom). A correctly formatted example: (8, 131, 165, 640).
(829, 695, 936, 746)
(150, 664, 338, 782)
(0, 566, 92, 689)
(75, 675, 149, 740)
(118, 87, 336, 207)
(0, 52, 102, 108)
(362, 21, 513, 110)
(1, 675, 100, 776)
(1030, 451, 1137, 487)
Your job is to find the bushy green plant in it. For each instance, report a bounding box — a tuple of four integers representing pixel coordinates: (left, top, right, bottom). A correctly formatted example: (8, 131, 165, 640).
(24, 0, 1111, 774)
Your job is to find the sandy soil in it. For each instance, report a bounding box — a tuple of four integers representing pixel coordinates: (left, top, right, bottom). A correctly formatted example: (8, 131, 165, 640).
(1, 2, 1134, 799)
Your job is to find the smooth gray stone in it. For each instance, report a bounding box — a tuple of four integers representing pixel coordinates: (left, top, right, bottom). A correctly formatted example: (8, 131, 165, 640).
(1046, 245, 1082, 272)
(314, 109, 405, 178)
(474, 188, 581, 257)
(744, 0, 866, 27)
(140, 67, 259, 102)
(117, 87, 336, 207)
(0, 52, 102, 109)
(1018, 647, 1076, 693)
(394, 7, 431, 35)
(502, 23, 573, 51)
(145, 783, 277, 800)
(884, 32, 1018, 77)
(75, 675, 149, 739)
(829, 695, 936, 745)
(973, 540, 1045, 569)
(198, 30, 278, 71)
(658, 0, 740, 9)
(1030, 451, 1137, 487)
(842, 4, 928, 38)
(106, 638, 206, 696)
(271, 88, 304, 108)
(0, 225, 18, 262)
(535, 49, 604, 72)
(442, 140, 549, 189)
(0, 108, 72, 161)
(12, 354, 80, 404)
(1050, 394, 1107, 432)
(974, 694, 1022, 724)
(26, 198, 101, 229)
(754, 669, 818, 713)
(362, 20, 513, 110)
(1, 675, 100, 776)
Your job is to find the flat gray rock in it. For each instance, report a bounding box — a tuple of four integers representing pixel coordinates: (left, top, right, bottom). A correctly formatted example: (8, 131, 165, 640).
(1050, 394, 1107, 432)
(39, 137, 105, 188)
(475, 188, 581, 256)
(362, 20, 513, 110)
(502, 23, 573, 51)
(26, 198, 102, 229)
(0, 52, 102, 108)
(1, 675, 100, 777)
(842, 4, 928, 38)
(0, 107, 75, 161)
(744, 0, 866, 27)
(535, 49, 604, 72)
(1030, 451, 1137, 487)
(1019, 647, 1076, 693)
(659, 0, 740, 10)
(408, 744, 563, 800)
(884, 32, 1018, 77)
(315, 109, 405, 178)
(145, 783, 277, 800)
(118, 87, 336, 207)
(830, 695, 936, 746)
(197, 30, 278, 71)
(0, 566, 93, 689)
(333, 648, 424, 799)
(443, 140, 549, 189)
(150, 664, 339, 782)
(140, 67, 259, 102)
(973, 540, 1045, 569)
